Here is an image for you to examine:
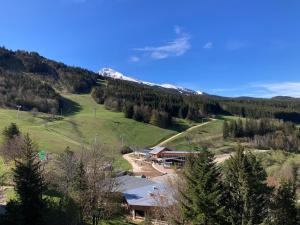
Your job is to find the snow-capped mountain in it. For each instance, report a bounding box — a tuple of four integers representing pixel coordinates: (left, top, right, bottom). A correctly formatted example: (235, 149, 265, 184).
(99, 68, 203, 95)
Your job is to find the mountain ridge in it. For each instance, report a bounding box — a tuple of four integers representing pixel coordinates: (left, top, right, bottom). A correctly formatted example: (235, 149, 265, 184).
(99, 68, 203, 95)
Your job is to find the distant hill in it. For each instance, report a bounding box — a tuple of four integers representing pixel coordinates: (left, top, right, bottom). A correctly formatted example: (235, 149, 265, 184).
(1, 46, 300, 125)
(0, 47, 98, 113)
(0, 47, 98, 93)
(271, 96, 300, 101)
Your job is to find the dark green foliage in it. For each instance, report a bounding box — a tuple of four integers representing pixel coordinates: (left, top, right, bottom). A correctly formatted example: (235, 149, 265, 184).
(181, 150, 226, 225)
(0, 69, 61, 113)
(123, 103, 134, 118)
(92, 79, 221, 127)
(220, 98, 300, 123)
(223, 121, 230, 139)
(12, 134, 46, 225)
(150, 110, 172, 128)
(73, 159, 88, 224)
(120, 146, 133, 155)
(0, 48, 97, 93)
(266, 180, 298, 225)
(224, 118, 300, 152)
(3, 123, 20, 140)
(223, 146, 272, 225)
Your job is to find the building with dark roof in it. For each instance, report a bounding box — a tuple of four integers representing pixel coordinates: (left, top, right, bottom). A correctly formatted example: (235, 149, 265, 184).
(115, 175, 174, 220)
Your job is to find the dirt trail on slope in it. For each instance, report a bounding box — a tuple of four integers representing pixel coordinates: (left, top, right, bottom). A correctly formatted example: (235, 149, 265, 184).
(154, 120, 215, 147)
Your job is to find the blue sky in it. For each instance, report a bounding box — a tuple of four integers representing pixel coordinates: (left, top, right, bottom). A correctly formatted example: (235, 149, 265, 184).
(1, 0, 300, 97)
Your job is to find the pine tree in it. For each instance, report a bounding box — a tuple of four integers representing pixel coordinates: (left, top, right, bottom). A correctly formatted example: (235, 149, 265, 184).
(181, 149, 226, 225)
(13, 134, 45, 225)
(150, 110, 160, 127)
(236, 119, 244, 137)
(223, 146, 271, 225)
(73, 159, 88, 224)
(223, 121, 230, 139)
(267, 180, 298, 225)
(3, 123, 20, 140)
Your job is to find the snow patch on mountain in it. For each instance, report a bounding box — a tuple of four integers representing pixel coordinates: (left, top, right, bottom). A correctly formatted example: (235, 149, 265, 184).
(99, 68, 203, 95)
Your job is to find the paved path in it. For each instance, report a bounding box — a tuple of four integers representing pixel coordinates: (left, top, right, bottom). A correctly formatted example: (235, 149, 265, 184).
(154, 120, 215, 147)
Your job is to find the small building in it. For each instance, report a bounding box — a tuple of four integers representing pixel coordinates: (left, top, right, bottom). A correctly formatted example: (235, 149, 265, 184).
(150, 147, 199, 159)
(149, 147, 171, 158)
(115, 175, 173, 220)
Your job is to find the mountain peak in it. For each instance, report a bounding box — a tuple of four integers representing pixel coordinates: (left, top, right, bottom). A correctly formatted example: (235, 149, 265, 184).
(99, 68, 203, 95)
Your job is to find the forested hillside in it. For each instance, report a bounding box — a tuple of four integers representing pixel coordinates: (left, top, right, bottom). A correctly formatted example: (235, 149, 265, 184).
(2, 46, 300, 127)
(0, 47, 98, 93)
(92, 79, 221, 128)
(92, 78, 300, 127)
(0, 47, 98, 113)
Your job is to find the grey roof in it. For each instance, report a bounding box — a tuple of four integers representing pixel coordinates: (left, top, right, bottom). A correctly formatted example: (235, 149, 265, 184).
(115, 175, 156, 192)
(149, 146, 168, 155)
(123, 183, 170, 207)
(115, 175, 174, 207)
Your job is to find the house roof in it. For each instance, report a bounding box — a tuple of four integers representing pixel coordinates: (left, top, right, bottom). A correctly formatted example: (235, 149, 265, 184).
(149, 146, 169, 155)
(115, 175, 174, 207)
(115, 175, 156, 192)
(123, 183, 170, 207)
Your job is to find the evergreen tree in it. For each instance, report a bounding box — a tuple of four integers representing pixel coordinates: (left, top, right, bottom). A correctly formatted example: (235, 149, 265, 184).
(3, 123, 20, 140)
(181, 149, 226, 225)
(13, 134, 45, 225)
(223, 121, 230, 139)
(236, 119, 244, 137)
(123, 103, 134, 118)
(266, 180, 298, 225)
(223, 146, 271, 225)
(73, 159, 88, 224)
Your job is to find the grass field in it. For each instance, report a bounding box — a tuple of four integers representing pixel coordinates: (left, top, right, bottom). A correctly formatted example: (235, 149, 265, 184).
(165, 119, 236, 153)
(0, 94, 185, 170)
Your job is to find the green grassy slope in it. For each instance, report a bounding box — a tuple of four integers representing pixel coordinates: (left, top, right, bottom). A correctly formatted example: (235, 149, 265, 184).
(165, 118, 239, 153)
(0, 94, 179, 170)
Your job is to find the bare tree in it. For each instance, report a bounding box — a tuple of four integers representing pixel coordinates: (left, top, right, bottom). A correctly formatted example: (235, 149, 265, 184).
(0, 135, 24, 161)
(151, 174, 185, 225)
(81, 140, 118, 225)
(55, 146, 77, 195)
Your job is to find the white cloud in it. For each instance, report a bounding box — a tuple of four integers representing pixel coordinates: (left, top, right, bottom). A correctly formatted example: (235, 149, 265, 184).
(129, 56, 140, 62)
(134, 27, 191, 60)
(252, 82, 300, 98)
(208, 82, 300, 98)
(203, 42, 213, 49)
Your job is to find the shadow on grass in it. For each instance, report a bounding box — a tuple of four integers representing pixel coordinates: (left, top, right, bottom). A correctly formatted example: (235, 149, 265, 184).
(60, 96, 82, 116)
(168, 122, 190, 132)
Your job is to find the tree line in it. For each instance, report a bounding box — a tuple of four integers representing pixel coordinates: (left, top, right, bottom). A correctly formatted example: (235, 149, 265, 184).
(223, 118, 300, 152)
(220, 98, 300, 123)
(92, 79, 222, 128)
(92, 78, 300, 129)
(0, 47, 98, 94)
(0, 69, 61, 113)
(176, 147, 299, 225)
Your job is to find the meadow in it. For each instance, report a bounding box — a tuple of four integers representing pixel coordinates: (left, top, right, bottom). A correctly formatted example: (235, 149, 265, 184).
(0, 94, 182, 170)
